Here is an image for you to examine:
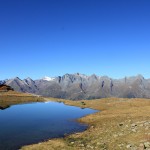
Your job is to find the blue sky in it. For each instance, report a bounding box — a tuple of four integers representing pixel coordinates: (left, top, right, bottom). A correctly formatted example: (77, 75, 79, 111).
(0, 0, 150, 80)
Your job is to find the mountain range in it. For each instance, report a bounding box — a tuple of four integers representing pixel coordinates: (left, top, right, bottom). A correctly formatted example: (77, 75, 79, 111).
(1, 73, 150, 100)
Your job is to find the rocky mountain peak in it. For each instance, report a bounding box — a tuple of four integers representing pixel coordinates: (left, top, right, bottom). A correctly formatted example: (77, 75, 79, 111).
(1, 73, 150, 100)
(26, 77, 33, 81)
(14, 77, 22, 80)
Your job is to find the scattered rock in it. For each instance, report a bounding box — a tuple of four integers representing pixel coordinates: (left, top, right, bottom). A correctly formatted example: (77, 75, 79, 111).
(139, 124, 144, 127)
(118, 133, 124, 136)
(87, 145, 94, 149)
(118, 143, 124, 147)
(91, 126, 94, 129)
(70, 142, 74, 145)
(113, 134, 118, 138)
(126, 144, 132, 148)
(131, 124, 137, 128)
(145, 126, 149, 130)
(144, 142, 150, 148)
(119, 123, 124, 126)
(79, 144, 85, 147)
(144, 122, 149, 126)
(81, 101, 86, 105)
(139, 143, 144, 149)
(131, 129, 137, 132)
(126, 125, 129, 128)
(96, 142, 101, 145)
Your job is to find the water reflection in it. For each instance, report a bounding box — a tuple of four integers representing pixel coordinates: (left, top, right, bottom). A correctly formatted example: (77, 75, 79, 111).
(0, 106, 10, 110)
(0, 101, 97, 150)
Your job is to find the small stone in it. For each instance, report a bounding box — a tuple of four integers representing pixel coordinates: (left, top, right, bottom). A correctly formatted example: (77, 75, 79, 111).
(145, 126, 149, 130)
(131, 123, 137, 128)
(119, 123, 124, 126)
(118, 133, 124, 136)
(139, 124, 144, 127)
(144, 142, 150, 148)
(144, 122, 149, 126)
(96, 142, 101, 145)
(126, 144, 132, 148)
(87, 145, 94, 149)
(79, 144, 85, 147)
(131, 129, 137, 132)
(139, 143, 144, 147)
(118, 144, 124, 147)
(70, 142, 74, 145)
(90, 146, 94, 149)
(113, 134, 118, 138)
(126, 125, 129, 128)
(139, 143, 144, 150)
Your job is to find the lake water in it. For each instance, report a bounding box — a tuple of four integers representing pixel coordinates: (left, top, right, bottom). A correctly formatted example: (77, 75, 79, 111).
(0, 101, 97, 150)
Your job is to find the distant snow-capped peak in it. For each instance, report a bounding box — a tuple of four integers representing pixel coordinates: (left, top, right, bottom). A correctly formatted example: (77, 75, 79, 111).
(42, 76, 55, 81)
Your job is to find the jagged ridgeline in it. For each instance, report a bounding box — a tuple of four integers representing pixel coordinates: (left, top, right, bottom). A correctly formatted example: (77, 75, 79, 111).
(1, 73, 150, 100)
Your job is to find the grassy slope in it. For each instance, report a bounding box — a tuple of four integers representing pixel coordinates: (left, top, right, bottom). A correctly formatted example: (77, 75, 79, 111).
(0, 91, 45, 109)
(21, 98, 150, 150)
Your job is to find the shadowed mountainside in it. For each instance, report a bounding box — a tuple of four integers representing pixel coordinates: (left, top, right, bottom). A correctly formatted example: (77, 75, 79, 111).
(1, 73, 150, 100)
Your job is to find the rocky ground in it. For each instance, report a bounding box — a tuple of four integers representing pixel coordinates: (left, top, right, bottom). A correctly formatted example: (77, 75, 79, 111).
(21, 98, 150, 150)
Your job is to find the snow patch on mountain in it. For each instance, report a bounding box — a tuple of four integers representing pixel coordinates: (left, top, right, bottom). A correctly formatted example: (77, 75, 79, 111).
(42, 76, 55, 81)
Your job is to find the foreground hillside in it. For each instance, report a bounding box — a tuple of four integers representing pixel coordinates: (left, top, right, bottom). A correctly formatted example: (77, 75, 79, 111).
(22, 98, 150, 150)
(2, 73, 150, 100)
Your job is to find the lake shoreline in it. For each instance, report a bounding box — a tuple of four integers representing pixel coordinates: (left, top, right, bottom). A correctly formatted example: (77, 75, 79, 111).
(21, 97, 150, 150)
(1, 92, 150, 150)
(0, 93, 95, 149)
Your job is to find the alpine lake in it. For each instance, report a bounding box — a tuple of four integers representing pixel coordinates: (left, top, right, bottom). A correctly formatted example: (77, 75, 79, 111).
(0, 100, 97, 150)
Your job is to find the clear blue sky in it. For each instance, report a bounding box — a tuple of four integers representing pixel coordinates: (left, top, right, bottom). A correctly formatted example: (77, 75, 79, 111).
(0, 0, 150, 80)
